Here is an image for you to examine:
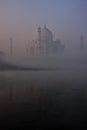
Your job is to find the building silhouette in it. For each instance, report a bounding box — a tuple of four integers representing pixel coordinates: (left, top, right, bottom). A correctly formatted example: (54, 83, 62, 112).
(80, 35, 84, 49)
(10, 38, 13, 55)
(28, 25, 64, 56)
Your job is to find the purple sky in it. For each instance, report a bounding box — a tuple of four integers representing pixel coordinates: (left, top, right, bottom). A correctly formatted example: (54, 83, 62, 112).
(0, 0, 87, 54)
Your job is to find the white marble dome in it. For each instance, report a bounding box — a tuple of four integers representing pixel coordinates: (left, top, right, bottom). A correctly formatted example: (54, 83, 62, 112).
(39, 25, 53, 43)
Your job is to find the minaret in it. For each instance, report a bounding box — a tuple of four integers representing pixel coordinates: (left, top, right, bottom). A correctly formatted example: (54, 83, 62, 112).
(26, 46, 28, 56)
(37, 26, 41, 44)
(80, 35, 84, 49)
(10, 38, 13, 55)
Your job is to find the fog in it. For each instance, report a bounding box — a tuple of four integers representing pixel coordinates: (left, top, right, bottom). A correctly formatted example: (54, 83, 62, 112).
(5, 46, 87, 69)
(0, 0, 87, 129)
(0, 40, 87, 129)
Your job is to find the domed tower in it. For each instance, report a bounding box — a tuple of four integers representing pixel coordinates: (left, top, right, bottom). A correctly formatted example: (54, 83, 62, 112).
(80, 35, 84, 49)
(41, 25, 53, 43)
(37, 26, 41, 44)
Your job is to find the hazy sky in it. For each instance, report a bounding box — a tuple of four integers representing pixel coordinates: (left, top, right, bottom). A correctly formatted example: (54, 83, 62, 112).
(0, 0, 87, 54)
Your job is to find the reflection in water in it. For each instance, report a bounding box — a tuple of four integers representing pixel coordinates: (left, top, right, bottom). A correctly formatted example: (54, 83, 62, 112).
(0, 63, 87, 128)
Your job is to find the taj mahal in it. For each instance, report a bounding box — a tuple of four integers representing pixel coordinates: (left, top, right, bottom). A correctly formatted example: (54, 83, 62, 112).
(28, 25, 65, 56)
